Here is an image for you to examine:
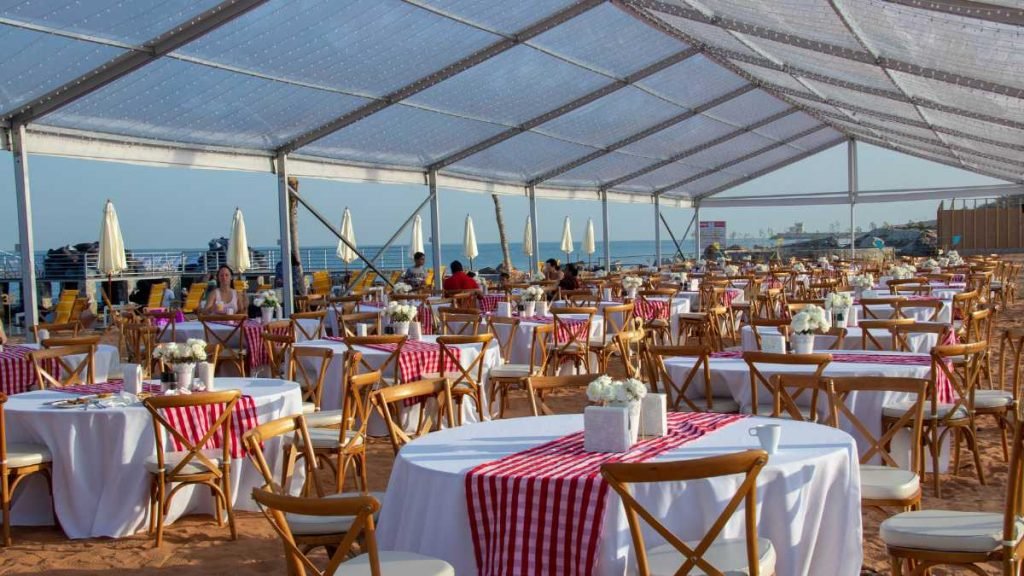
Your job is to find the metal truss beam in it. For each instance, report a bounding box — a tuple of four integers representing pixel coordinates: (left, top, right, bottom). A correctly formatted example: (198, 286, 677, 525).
(528, 84, 757, 185)
(882, 0, 1024, 27)
(277, 0, 603, 155)
(3, 0, 269, 124)
(427, 47, 700, 171)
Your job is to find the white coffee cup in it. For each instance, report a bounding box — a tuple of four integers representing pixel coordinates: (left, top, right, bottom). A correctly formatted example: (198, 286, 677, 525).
(748, 424, 782, 455)
(356, 323, 369, 337)
(124, 363, 143, 395)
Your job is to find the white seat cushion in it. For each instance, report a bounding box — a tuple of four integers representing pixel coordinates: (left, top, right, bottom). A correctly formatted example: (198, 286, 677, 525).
(301, 401, 317, 414)
(860, 465, 919, 501)
(975, 390, 1013, 409)
(5, 442, 52, 468)
(488, 364, 535, 378)
(880, 509, 1021, 553)
(647, 537, 776, 575)
(305, 409, 344, 428)
(286, 491, 386, 536)
(298, 428, 363, 450)
(882, 400, 968, 420)
(342, 551, 454, 576)
(144, 449, 221, 475)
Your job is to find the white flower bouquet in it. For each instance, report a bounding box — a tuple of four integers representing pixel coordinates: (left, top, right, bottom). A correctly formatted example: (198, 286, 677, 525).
(621, 276, 643, 291)
(849, 274, 874, 290)
(154, 339, 208, 365)
(724, 265, 740, 276)
(937, 256, 950, 268)
(522, 285, 546, 302)
(253, 290, 280, 309)
(386, 301, 417, 322)
(586, 375, 648, 404)
(790, 305, 831, 335)
(825, 292, 854, 311)
(831, 254, 841, 261)
(890, 265, 917, 280)
(392, 281, 413, 294)
(921, 258, 939, 270)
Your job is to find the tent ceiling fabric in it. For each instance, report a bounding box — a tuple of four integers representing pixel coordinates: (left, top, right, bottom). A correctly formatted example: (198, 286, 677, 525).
(1, 0, 1021, 206)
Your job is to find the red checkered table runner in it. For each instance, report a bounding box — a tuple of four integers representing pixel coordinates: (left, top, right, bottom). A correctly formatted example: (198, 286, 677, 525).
(1, 345, 43, 395)
(362, 340, 460, 384)
(241, 320, 293, 371)
(711, 350, 956, 403)
(634, 298, 669, 321)
(518, 316, 587, 344)
(478, 294, 505, 314)
(465, 412, 745, 576)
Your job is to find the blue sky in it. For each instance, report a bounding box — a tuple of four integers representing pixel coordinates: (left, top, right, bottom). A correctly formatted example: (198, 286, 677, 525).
(0, 141, 1003, 251)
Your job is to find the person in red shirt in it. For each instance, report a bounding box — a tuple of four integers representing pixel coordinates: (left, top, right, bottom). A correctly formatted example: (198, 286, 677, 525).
(442, 260, 479, 291)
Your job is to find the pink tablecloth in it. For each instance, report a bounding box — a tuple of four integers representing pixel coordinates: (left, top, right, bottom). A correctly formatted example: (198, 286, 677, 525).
(465, 412, 745, 576)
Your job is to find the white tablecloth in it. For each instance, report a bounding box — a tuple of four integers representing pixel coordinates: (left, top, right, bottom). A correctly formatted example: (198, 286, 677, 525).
(740, 325, 940, 353)
(854, 298, 953, 325)
(490, 314, 605, 366)
(168, 319, 318, 347)
(297, 336, 501, 426)
(22, 343, 121, 382)
(7, 378, 302, 538)
(378, 415, 861, 576)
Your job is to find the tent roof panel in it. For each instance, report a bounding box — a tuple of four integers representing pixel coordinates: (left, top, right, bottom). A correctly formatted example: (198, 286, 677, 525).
(889, 70, 1024, 126)
(678, 131, 777, 170)
(533, 86, 688, 148)
(618, 113, 738, 159)
(444, 131, 596, 182)
(702, 90, 792, 128)
(546, 151, 662, 188)
(634, 54, 749, 109)
(410, 0, 582, 35)
(752, 112, 823, 141)
(619, 161, 704, 192)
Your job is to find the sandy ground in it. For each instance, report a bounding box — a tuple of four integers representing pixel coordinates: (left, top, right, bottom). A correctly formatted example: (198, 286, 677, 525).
(2, 273, 1021, 575)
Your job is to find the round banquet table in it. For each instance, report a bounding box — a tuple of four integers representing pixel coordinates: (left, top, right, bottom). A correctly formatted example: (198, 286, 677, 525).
(739, 325, 942, 353)
(6, 377, 302, 539)
(489, 314, 605, 365)
(167, 319, 319, 346)
(377, 415, 861, 576)
(21, 342, 121, 382)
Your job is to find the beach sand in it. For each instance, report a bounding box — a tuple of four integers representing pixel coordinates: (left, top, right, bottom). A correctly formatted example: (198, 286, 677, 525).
(2, 283, 1021, 575)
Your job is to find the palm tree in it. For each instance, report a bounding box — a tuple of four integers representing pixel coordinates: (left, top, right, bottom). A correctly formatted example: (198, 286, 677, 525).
(287, 176, 307, 296)
(492, 194, 512, 273)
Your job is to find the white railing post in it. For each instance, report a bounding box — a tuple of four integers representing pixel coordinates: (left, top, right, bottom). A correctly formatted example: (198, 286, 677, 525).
(429, 171, 443, 291)
(277, 154, 294, 316)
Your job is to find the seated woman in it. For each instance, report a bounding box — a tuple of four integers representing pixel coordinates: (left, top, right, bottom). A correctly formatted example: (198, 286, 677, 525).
(203, 265, 249, 315)
(559, 263, 581, 291)
(544, 258, 563, 282)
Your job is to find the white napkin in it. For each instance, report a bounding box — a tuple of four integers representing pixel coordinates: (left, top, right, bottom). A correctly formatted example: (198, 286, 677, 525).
(123, 363, 143, 395)
(356, 323, 369, 337)
(602, 288, 613, 301)
(688, 279, 699, 292)
(197, 362, 215, 391)
(537, 301, 549, 316)
(761, 333, 787, 354)
(496, 302, 512, 317)
(409, 321, 423, 341)
(641, 394, 668, 437)
(583, 406, 632, 453)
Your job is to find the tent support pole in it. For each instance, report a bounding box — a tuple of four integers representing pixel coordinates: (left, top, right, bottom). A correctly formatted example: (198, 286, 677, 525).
(694, 202, 702, 259)
(601, 190, 611, 271)
(653, 193, 662, 268)
(528, 185, 540, 274)
(11, 124, 38, 338)
(429, 171, 443, 291)
(848, 138, 858, 260)
(347, 194, 433, 289)
(275, 154, 294, 316)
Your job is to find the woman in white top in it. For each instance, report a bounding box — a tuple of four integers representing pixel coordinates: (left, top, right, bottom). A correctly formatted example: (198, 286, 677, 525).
(203, 265, 248, 315)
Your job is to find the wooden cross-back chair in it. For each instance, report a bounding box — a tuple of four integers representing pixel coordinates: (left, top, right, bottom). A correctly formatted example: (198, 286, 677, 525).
(952, 290, 979, 333)
(486, 320, 551, 419)
(827, 376, 927, 514)
(995, 326, 1024, 435)
(895, 299, 944, 322)
(291, 346, 334, 415)
(859, 297, 903, 321)
(438, 307, 482, 336)
(765, 373, 830, 422)
(636, 289, 675, 345)
(749, 319, 790, 351)
(28, 344, 95, 389)
(525, 374, 601, 417)
(291, 310, 326, 340)
(142, 390, 240, 547)
(32, 321, 79, 341)
(342, 335, 406, 384)
(645, 345, 738, 413)
(197, 313, 248, 376)
(328, 294, 363, 322)
(339, 311, 381, 338)
(880, 405, 1024, 575)
(372, 378, 454, 456)
(561, 289, 599, 307)
(0, 392, 55, 546)
(424, 334, 493, 425)
(591, 303, 635, 372)
(602, 450, 774, 576)
(886, 278, 927, 295)
(547, 307, 596, 374)
(442, 290, 477, 310)
(742, 351, 832, 417)
(891, 322, 950, 353)
(251, 488, 454, 576)
(124, 322, 159, 378)
(143, 309, 178, 343)
(614, 328, 646, 381)
(858, 319, 913, 351)
(262, 331, 295, 381)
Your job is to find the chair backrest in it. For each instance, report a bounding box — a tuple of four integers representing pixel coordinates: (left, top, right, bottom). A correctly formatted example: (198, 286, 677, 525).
(146, 282, 167, 309)
(561, 289, 599, 307)
(292, 346, 334, 411)
(143, 390, 240, 478)
(966, 306, 994, 345)
(144, 308, 178, 343)
(40, 335, 101, 349)
(1001, 412, 1024, 561)
(251, 487, 385, 576)
(931, 341, 987, 422)
(601, 303, 635, 340)
(197, 313, 247, 352)
(894, 298, 943, 322)
(749, 318, 790, 350)
(525, 374, 600, 416)
(767, 373, 827, 422)
(614, 328, 646, 380)
(486, 316, 520, 364)
(857, 318, 914, 350)
(182, 283, 207, 313)
(339, 311, 381, 338)
(436, 334, 494, 396)
(291, 310, 326, 340)
(243, 413, 322, 497)
(549, 306, 595, 349)
(29, 344, 95, 388)
(372, 378, 454, 455)
(439, 307, 482, 336)
(827, 376, 928, 468)
(124, 322, 159, 377)
(892, 322, 950, 353)
(645, 345, 716, 412)
(952, 290, 978, 321)
(232, 278, 248, 292)
(341, 352, 380, 445)
(742, 351, 832, 415)
(32, 321, 79, 340)
(999, 327, 1024, 409)
(602, 450, 769, 576)
(343, 335, 406, 379)
(859, 297, 903, 321)
(263, 332, 295, 380)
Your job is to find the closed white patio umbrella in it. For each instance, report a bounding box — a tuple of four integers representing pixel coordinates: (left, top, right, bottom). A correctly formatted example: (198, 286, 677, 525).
(583, 218, 596, 269)
(464, 214, 479, 270)
(560, 216, 574, 263)
(98, 199, 127, 302)
(410, 214, 424, 258)
(337, 207, 357, 270)
(523, 216, 534, 273)
(227, 208, 250, 274)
